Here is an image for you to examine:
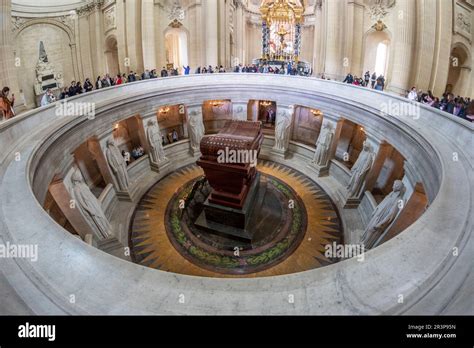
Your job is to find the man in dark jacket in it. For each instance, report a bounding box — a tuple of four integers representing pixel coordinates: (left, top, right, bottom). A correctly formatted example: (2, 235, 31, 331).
(343, 73, 354, 84)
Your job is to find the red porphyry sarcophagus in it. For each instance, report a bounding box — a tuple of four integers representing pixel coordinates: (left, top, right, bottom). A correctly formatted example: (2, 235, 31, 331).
(197, 120, 264, 210)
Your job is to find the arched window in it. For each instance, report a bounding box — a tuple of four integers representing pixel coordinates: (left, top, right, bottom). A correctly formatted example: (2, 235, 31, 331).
(363, 30, 391, 78)
(374, 42, 388, 76)
(165, 28, 189, 71)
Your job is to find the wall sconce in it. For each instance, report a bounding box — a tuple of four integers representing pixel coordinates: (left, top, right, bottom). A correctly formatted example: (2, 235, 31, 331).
(114, 123, 119, 130)
(260, 100, 272, 107)
(310, 109, 323, 117)
(159, 106, 170, 114)
(210, 100, 224, 107)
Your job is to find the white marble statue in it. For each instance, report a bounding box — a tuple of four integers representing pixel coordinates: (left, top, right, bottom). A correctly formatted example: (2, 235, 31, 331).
(146, 120, 167, 163)
(70, 169, 111, 240)
(346, 141, 375, 198)
(312, 123, 334, 166)
(105, 138, 130, 191)
(360, 180, 405, 249)
(274, 112, 291, 151)
(188, 112, 205, 150)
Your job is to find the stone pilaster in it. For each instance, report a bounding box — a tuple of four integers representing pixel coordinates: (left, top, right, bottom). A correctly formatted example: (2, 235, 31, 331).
(324, 0, 344, 80)
(141, 0, 156, 71)
(205, 0, 219, 67)
(0, 0, 20, 111)
(387, 0, 416, 95)
(412, 0, 437, 91)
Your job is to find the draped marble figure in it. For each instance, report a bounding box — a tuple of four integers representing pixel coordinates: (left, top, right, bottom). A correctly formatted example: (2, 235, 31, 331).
(360, 180, 405, 249)
(146, 120, 167, 163)
(312, 123, 334, 166)
(274, 113, 291, 150)
(105, 139, 130, 191)
(71, 169, 111, 240)
(188, 112, 205, 150)
(346, 141, 374, 198)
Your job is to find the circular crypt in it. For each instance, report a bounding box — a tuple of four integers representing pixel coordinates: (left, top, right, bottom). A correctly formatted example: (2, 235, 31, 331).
(0, 74, 472, 315)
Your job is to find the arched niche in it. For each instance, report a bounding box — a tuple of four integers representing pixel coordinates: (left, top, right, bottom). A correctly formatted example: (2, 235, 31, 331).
(446, 42, 472, 96)
(13, 20, 77, 108)
(164, 23, 189, 72)
(247, 100, 277, 135)
(290, 106, 323, 147)
(362, 28, 391, 79)
(202, 100, 233, 134)
(156, 104, 187, 145)
(366, 142, 406, 203)
(334, 118, 367, 168)
(73, 139, 107, 197)
(104, 35, 119, 77)
(44, 180, 79, 237)
(112, 116, 147, 165)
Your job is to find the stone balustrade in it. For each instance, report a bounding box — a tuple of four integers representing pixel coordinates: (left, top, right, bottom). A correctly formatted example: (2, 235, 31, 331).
(0, 74, 472, 314)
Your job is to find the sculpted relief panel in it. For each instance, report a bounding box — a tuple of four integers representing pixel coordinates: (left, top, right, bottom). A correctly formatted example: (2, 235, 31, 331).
(454, 3, 472, 41)
(104, 5, 117, 32)
(364, 0, 396, 21)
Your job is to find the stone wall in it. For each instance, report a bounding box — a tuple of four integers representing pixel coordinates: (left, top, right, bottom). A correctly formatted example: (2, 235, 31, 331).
(4, 0, 474, 112)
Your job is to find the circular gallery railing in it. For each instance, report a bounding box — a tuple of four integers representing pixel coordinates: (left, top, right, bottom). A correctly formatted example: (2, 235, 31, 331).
(0, 74, 472, 314)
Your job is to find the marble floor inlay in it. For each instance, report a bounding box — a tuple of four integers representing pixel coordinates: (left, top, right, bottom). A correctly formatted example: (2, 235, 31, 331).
(129, 160, 343, 278)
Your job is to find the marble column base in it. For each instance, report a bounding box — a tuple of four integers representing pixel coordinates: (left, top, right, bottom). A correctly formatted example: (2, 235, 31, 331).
(150, 158, 172, 174)
(189, 147, 201, 157)
(270, 147, 287, 159)
(97, 236, 124, 253)
(387, 84, 407, 96)
(343, 195, 362, 209)
(307, 161, 329, 177)
(115, 183, 140, 202)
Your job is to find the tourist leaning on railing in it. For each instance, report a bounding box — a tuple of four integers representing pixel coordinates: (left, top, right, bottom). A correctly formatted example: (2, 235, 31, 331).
(405, 87, 472, 122)
(0, 86, 15, 121)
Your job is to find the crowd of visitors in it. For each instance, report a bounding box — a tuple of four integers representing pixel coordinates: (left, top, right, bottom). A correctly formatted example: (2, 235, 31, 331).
(406, 87, 473, 122)
(121, 146, 145, 165)
(341, 71, 386, 90)
(195, 65, 226, 74)
(1, 65, 473, 123)
(232, 62, 309, 75)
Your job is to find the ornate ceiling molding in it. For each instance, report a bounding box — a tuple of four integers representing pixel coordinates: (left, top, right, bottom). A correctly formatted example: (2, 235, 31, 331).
(167, 0, 185, 21)
(76, 0, 104, 17)
(364, 0, 396, 21)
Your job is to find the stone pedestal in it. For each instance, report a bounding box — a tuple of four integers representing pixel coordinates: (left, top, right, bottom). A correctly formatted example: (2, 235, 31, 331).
(194, 173, 264, 242)
(343, 196, 363, 209)
(115, 183, 142, 202)
(97, 236, 123, 253)
(270, 146, 287, 159)
(307, 161, 329, 177)
(150, 158, 171, 174)
(189, 147, 201, 157)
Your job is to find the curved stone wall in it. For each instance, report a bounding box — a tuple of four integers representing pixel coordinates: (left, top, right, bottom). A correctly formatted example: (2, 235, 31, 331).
(0, 74, 472, 314)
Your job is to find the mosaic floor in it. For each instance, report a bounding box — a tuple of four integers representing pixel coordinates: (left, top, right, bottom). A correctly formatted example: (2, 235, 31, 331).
(129, 160, 343, 278)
